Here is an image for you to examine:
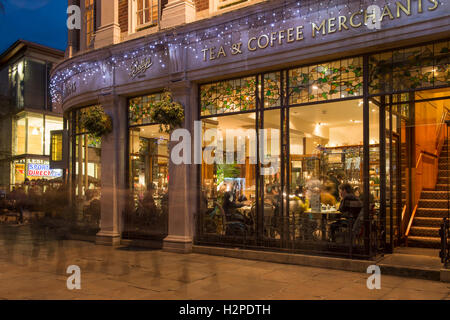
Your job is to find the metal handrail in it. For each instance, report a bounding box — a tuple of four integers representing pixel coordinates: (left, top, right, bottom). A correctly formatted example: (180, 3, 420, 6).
(436, 108, 449, 149)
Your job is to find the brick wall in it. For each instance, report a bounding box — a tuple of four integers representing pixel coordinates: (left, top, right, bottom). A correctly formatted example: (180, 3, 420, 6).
(194, 0, 209, 11)
(119, 0, 128, 33)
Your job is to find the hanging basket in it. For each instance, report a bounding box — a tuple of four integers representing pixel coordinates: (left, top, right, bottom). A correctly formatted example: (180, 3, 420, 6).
(148, 90, 184, 134)
(80, 105, 112, 139)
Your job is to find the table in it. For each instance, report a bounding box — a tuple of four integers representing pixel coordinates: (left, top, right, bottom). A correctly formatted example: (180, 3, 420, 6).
(236, 206, 253, 217)
(305, 209, 342, 241)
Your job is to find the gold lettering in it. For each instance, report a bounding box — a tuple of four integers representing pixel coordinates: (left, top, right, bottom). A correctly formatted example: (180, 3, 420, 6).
(328, 17, 336, 33)
(270, 32, 277, 47)
(350, 11, 362, 28)
(338, 15, 348, 31)
(428, 0, 438, 10)
(287, 28, 295, 42)
(278, 30, 285, 45)
(418, 0, 423, 12)
(380, 5, 394, 21)
(217, 46, 226, 58)
(258, 35, 270, 49)
(209, 47, 216, 60)
(248, 37, 257, 51)
(312, 20, 326, 37)
(296, 26, 304, 40)
(396, 0, 411, 17)
(202, 48, 208, 61)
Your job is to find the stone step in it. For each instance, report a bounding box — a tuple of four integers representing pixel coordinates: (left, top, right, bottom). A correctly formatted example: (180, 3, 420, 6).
(407, 236, 441, 248)
(420, 190, 449, 200)
(413, 217, 443, 227)
(418, 199, 449, 208)
(409, 226, 440, 237)
(415, 208, 449, 218)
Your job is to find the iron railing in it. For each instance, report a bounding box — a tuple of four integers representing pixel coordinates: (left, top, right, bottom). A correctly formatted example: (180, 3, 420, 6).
(197, 208, 383, 259)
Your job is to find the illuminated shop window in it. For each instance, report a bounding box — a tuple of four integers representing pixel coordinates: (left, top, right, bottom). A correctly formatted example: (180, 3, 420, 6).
(27, 113, 44, 154)
(51, 132, 63, 162)
(45, 116, 64, 155)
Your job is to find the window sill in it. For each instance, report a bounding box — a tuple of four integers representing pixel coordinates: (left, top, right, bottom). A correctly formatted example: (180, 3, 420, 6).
(136, 23, 158, 32)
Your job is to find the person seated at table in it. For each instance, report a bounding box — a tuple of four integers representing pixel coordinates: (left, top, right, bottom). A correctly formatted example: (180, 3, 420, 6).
(320, 183, 337, 207)
(330, 183, 362, 242)
(222, 191, 245, 222)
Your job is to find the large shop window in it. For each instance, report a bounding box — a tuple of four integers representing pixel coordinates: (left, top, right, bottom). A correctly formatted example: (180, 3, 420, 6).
(70, 106, 102, 229)
(125, 93, 168, 240)
(197, 54, 387, 257)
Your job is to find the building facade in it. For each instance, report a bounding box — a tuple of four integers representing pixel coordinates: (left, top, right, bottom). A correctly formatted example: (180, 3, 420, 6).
(52, 0, 450, 258)
(0, 41, 64, 192)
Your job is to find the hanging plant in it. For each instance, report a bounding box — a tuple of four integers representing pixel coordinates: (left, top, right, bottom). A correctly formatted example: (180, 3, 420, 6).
(80, 105, 112, 139)
(148, 90, 184, 134)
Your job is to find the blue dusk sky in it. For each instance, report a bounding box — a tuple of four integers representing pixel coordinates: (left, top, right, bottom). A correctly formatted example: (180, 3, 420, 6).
(0, 0, 67, 54)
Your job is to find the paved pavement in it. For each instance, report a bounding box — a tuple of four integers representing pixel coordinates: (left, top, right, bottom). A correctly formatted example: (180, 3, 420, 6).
(0, 225, 449, 300)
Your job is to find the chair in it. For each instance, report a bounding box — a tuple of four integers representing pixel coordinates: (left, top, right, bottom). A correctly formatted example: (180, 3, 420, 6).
(333, 199, 363, 243)
(214, 202, 246, 236)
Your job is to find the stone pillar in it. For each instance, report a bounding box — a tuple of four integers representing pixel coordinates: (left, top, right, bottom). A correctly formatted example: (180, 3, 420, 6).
(96, 93, 128, 246)
(95, 0, 121, 49)
(160, 0, 196, 29)
(163, 80, 198, 253)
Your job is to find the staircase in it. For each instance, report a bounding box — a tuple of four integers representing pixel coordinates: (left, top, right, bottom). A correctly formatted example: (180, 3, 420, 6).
(408, 141, 450, 248)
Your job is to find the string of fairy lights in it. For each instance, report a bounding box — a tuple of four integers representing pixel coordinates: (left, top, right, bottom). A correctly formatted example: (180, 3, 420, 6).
(50, 0, 445, 105)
